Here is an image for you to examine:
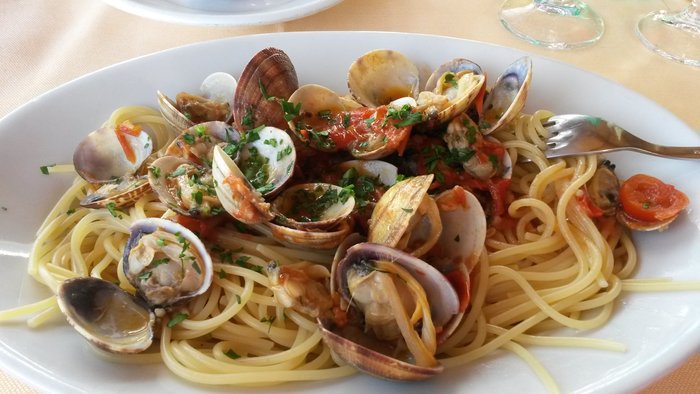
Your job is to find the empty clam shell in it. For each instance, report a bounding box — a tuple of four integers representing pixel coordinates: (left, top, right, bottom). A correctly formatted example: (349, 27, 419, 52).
(234, 47, 299, 131)
(348, 49, 420, 107)
(481, 57, 532, 134)
(73, 124, 153, 184)
(57, 277, 155, 354)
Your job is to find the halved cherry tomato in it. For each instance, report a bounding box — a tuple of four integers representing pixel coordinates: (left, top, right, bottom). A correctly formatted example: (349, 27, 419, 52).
(619, 174, 688, 222)
(114, 121, 142, 164)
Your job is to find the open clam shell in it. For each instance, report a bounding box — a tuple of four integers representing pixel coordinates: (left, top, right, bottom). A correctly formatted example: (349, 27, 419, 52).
(424, 58, 484, 92)
(338, 160, 398, 187)
(317, 319, 443, 381)
(480, 57, 532, 134)
(123, 218, 213, 308)
(348, 49, 420, 107)
(157, 72, 237, 130)
(57, 277, 155, 354)
(260, 216, 354, 250)
(164, 121, 241, 167)
(148, 156, 222, 217)
(238, 126, 296, 197)
(318, 242, 460, 380)
(271, 183, 355, 230)
(368, 175, 442, 257)
(211, 145, 274, 224)
(417, 61, 485, 128)
(233, 47, 299, 131)
(80, 176, 151, 209)
(73, 124, 153, 184)
(286, 84, 360, 152)
(444, 114, 513, 180)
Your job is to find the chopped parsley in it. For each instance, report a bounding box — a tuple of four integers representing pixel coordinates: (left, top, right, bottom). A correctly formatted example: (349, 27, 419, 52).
(339, 167, 378, 208)
(264, 138, 278, 147)
(318, 110, 332, 122)
(218, 269, 227, 279)
(401, 208, 413, 213)
(66, 208, 76, 215)
(241, 107, 254, 129)
(342, 113, 351, 128)
(105, 202, 123, 219)
(256, 183, 275, 195)
(168, 165, 187, 178)
(192, 190, 203, 205)
(138, 271, 152, 281)
(167, 312, 188, 328)
(224, 349, 241, 359)
(149, 166, 161, 178)
(443, 72, 458, 88)
(191, 261, 201, 275)
(182, 133, 196, 145)
(39, 164, 55, 175)
(277, 145, 293, 160)
(386, 104, 423, 127)
(151, 257, 170, 267)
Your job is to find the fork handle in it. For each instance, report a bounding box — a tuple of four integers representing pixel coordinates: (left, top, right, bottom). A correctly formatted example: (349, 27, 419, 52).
(614, 127, 700, 159)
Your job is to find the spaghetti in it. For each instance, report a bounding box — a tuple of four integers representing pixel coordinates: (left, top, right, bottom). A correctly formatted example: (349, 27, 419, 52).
(0, 103, 695, 393)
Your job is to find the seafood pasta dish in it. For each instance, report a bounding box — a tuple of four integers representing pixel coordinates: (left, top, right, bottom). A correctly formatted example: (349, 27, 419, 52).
(0, 47, 690, 391)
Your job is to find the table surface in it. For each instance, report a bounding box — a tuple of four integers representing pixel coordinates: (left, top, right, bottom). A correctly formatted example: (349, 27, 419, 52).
(0, 0, 699, 392)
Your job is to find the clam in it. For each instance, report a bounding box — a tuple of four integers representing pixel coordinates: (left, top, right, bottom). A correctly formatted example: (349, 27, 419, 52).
(123, 218, 213, 307)
(80, 176, 151, 209)
(267, 261, 333, 317)
(260, 217, 354, 250)
(148, 156, 222, 217)
(318, 242, 460, 380)
(586, 160, 620, 217)
(424, 58, 484, 92)
(444, 113, 512, 180)
(337, 160, 398, 189)
(57, 277, 155, 353)
(164, 121, 242, 167)
(211, 145, 274, 224)
(286, 84, 413, 159)
(286, 84, 359, 152)
(348, 49, 420, 107)
(368, 175, 442, 257)
(480, 57, 532, 134)
(271, 183, 355, 231)
(417, 59, 486, 128)
(425, 187, 486, 340)
(157, 72, 237, 130)
(233, 47, 299, 131)
(73, 122, 153, 184)
(238, 126, 296, 197)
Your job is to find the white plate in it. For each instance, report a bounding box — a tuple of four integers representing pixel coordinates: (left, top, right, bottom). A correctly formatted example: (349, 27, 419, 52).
(103, 0, 343, 26)
(1, 32, 699, 394)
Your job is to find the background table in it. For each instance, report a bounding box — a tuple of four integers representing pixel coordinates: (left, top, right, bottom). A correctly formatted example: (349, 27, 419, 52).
(1, 0, 698, 392)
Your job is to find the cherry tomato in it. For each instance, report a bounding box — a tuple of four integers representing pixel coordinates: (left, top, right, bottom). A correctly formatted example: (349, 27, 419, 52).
(619, 174, 688, 222)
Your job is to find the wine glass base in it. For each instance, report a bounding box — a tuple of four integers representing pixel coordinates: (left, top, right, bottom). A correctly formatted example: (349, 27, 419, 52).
(637, 11, 700, 67)
(499, 0, 604, 50)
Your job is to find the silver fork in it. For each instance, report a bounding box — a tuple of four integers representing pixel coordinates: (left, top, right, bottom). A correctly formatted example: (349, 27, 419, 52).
(542, 114, 700, 159)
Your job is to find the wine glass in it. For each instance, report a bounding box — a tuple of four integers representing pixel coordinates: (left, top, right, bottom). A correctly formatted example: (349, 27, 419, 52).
(499, 0, 604, 50)
(637, 0, 700, 67)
